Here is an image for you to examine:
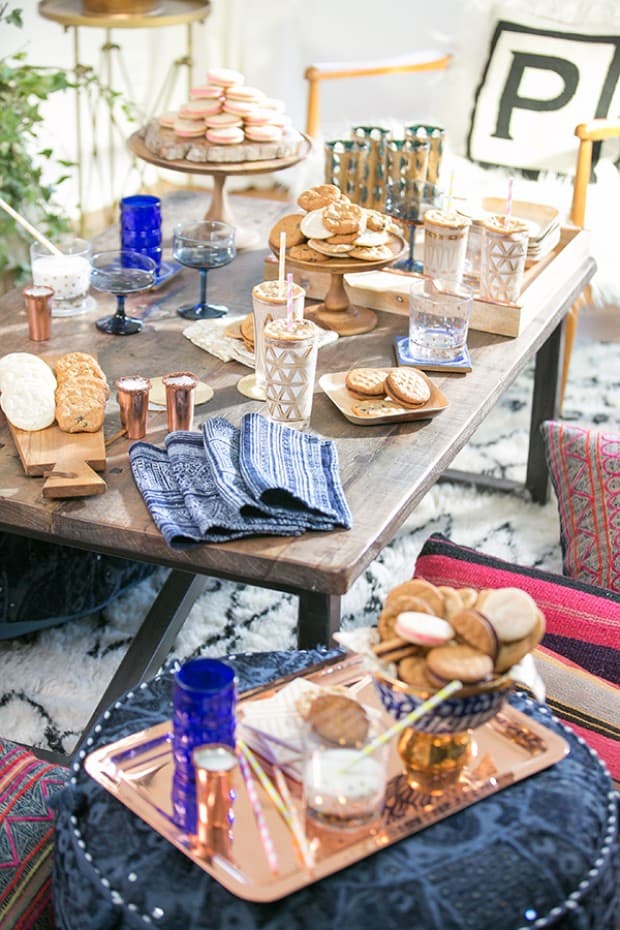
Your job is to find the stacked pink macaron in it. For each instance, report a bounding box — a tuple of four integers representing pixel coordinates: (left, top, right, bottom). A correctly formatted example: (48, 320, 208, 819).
(163, 68, 291, 145)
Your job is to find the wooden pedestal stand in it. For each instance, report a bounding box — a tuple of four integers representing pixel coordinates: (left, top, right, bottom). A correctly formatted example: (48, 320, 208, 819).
(128, 131, 312, 251)
(281, 232, 407, 336)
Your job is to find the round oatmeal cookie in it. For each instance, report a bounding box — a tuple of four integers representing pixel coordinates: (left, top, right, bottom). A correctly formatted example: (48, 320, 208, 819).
(345, 367, 389, 397)
(365, 209, 390, 232)
(288, 243, 328, 263)
(397, 656, 436, 691)
(437, 586, 465, 620)
(297, 184, 342, 212)
(322, 200, 364, 235)
(479, 587, 539, 642)
(426, 644, 494, 684)
(385, 368, 431, 407)
(494, 609, 546, 672)
(224, 319, 243, 340)
(268, 214, 306, 251)
(385, 578, 444, 617)
(378, 593, 434, 641)
(349, 243, 394, 262)
(327, 232, 359, 245)
(307, 694, 369, 747)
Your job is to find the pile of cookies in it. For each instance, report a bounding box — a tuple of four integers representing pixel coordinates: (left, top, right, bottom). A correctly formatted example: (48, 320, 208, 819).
(144, 68, 303, 164)
(269, 184, 399, 264)
(344, 366, 431, 417)
(224, 314, 255, 353)
(374, 577, 545, 692)
(0, 351, 109, 434)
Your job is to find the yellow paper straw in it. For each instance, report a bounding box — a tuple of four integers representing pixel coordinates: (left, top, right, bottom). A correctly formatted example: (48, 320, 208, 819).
(446, 169, 455, 214)
(237, 747, 280, 875)
(339, 678, 463, 771)
(273, 766, 314, 869)
(278, 231, 286, 284)
(237, 740, 313, 870)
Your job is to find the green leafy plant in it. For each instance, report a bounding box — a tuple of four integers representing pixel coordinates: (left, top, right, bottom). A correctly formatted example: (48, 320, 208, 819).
(0, 3, 134, 287)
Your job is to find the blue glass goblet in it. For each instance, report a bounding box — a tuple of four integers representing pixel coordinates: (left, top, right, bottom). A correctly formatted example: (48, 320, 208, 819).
(90, 250, 156, 335)
(384, 181, 443, 273)
(173, 220, 236, 320)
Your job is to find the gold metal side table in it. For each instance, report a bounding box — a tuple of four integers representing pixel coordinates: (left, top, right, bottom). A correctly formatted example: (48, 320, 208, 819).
(38, 0, 211, 230)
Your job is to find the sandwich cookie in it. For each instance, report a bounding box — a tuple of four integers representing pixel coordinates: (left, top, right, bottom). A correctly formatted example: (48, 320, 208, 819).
(190, 84, 224, 99)
(178, 99, 222, 119)
(173, 118, 206, 137)
(205, 112, 243, 129)
(206, 67, 245, 88)
(206, 126, 245, 145)
(244, 124, 283, 142)
(395, 611, 455, 646)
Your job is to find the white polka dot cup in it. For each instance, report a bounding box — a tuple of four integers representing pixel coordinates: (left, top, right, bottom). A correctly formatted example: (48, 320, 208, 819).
(30, 237, 95, 317)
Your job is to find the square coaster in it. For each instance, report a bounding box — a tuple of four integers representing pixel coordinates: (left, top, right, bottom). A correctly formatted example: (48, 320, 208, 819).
(394, 336, 472, 373)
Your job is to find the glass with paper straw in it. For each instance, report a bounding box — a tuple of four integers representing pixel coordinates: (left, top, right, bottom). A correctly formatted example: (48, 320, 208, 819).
(422, 170, 470, 286)
(237, 233, 305, 400)
(479, 176, 529, 304)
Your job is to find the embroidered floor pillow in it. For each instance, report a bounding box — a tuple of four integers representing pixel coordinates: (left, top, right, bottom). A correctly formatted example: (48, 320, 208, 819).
(541, 421, 620, 594)
(0, 739, 68, 929)
(413, 533, 619, 785)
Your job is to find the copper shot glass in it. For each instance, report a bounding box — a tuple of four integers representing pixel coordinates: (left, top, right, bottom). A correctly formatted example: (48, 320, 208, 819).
(192, 744, 238, 858)
(115, 375, 151, 440)
(162, 371, 198, 432)
(23, 284, 54, 341)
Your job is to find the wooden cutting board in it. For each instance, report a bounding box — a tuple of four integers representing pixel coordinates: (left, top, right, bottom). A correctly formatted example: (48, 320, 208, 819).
(8, 420, 106, 499)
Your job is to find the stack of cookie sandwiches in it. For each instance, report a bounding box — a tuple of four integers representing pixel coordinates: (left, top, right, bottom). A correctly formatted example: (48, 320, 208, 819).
(269, 184, 400, 264)
(373, 578, 545, 692)
(142, 68, 304, 164)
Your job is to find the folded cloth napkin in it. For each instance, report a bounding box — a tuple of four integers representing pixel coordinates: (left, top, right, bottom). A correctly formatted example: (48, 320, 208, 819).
(129, 413, 352, 548)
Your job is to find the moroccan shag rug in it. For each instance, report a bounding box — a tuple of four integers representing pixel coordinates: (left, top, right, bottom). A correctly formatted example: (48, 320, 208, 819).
(0, 337, 618, 755)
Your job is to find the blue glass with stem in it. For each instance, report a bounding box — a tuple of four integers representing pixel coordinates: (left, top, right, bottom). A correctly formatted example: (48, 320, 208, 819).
(90, 249, 156, 335)
(384, 181, 444, 273)
(173, 220, 236, 320)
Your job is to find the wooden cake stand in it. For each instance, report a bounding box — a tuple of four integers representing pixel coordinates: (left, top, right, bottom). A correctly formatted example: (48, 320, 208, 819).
(128, 130, 312, 251)
(281, 232, 407, 335)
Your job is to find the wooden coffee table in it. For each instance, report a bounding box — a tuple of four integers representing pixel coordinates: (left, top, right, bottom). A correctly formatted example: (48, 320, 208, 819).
(0, 191, 595, 757)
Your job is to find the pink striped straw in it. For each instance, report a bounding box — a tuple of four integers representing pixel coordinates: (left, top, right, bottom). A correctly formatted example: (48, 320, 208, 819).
(237, 746, 280, 874)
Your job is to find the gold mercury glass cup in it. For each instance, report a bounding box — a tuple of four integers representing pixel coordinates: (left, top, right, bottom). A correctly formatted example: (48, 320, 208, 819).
(479, 215, 530, 304)
(422, 208, 471, 284)
(263, 317, 319, 430)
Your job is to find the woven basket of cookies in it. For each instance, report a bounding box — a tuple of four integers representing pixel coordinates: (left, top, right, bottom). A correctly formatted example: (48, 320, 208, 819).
(336, 577, 545, 736)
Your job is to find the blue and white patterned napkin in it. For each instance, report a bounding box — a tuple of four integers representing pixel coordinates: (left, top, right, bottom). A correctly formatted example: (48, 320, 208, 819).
(129, 413, 351, 548)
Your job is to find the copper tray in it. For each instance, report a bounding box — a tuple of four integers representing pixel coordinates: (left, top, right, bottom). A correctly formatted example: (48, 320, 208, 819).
(85, 654, 569, 903)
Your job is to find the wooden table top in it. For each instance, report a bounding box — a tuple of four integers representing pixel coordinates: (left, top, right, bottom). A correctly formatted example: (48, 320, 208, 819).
(0, 192, 595, 597)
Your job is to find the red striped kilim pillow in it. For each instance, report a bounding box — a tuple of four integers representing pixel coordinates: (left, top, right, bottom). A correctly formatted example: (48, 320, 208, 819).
(0, 741, 68, 929)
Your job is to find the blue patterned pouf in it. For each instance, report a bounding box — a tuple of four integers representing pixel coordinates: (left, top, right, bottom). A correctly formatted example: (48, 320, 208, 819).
(53, 650, 620, 930)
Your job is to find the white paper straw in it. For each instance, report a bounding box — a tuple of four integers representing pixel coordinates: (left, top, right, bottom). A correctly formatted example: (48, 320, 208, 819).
(237, 747, 280, 874)
(278, 231, 286, 284)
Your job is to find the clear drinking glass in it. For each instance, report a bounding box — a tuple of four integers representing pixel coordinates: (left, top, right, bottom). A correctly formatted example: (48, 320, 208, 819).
(247, 280, 306, 400)
(479, 215, 529, 304)
(173, 220, 236, 320)
(409, 277, 473, 363)
(422, 208, 471, 284)
(30, 237, 95, 317)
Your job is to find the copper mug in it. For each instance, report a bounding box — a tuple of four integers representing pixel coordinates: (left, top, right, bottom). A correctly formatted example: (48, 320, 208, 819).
(162, 371, 198, 432)
(115, 375, 151, 440)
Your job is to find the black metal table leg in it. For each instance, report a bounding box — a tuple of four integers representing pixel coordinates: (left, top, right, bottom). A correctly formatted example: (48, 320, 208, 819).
(526, 320, 562, 503)
(297, 590, 342, 649)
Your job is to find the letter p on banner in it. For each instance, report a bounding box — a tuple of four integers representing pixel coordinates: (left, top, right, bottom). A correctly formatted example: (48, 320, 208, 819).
(467, 15, 620, 175)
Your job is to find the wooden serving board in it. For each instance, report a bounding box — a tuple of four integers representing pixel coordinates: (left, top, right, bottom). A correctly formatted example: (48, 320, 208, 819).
(8, 420, 106, 499)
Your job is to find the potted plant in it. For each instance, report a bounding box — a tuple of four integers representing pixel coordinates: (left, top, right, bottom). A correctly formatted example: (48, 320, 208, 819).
(0, 3, 132, 292)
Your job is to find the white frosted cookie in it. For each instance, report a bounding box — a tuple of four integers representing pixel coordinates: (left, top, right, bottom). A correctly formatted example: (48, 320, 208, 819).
(299, 209, 332, 240)
(0, 353, 56, 392)
(395, 611, 455, 646)
(479, 587, 539, 642)
(1, 373, 56, 430)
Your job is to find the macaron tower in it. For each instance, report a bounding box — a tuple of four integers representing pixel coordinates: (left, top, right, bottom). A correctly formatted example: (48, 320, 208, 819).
(143, 67, 301, 163)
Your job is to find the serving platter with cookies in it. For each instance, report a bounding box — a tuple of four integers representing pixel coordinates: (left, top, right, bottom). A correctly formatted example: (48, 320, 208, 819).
(0, 351, 107, 498)
(85, 647, 568, 903)
(320, 367, 448, 425)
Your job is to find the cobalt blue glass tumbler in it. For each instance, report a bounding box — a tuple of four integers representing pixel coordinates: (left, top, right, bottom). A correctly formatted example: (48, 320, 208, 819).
(171, 657, 237, 833)
(120, 195, 162, 274)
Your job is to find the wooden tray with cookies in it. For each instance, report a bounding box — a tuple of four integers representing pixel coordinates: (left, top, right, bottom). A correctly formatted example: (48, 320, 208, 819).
(0, 351, 108, 498)
(320, 367, 448, 425)
(85, 645, 568, 904)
